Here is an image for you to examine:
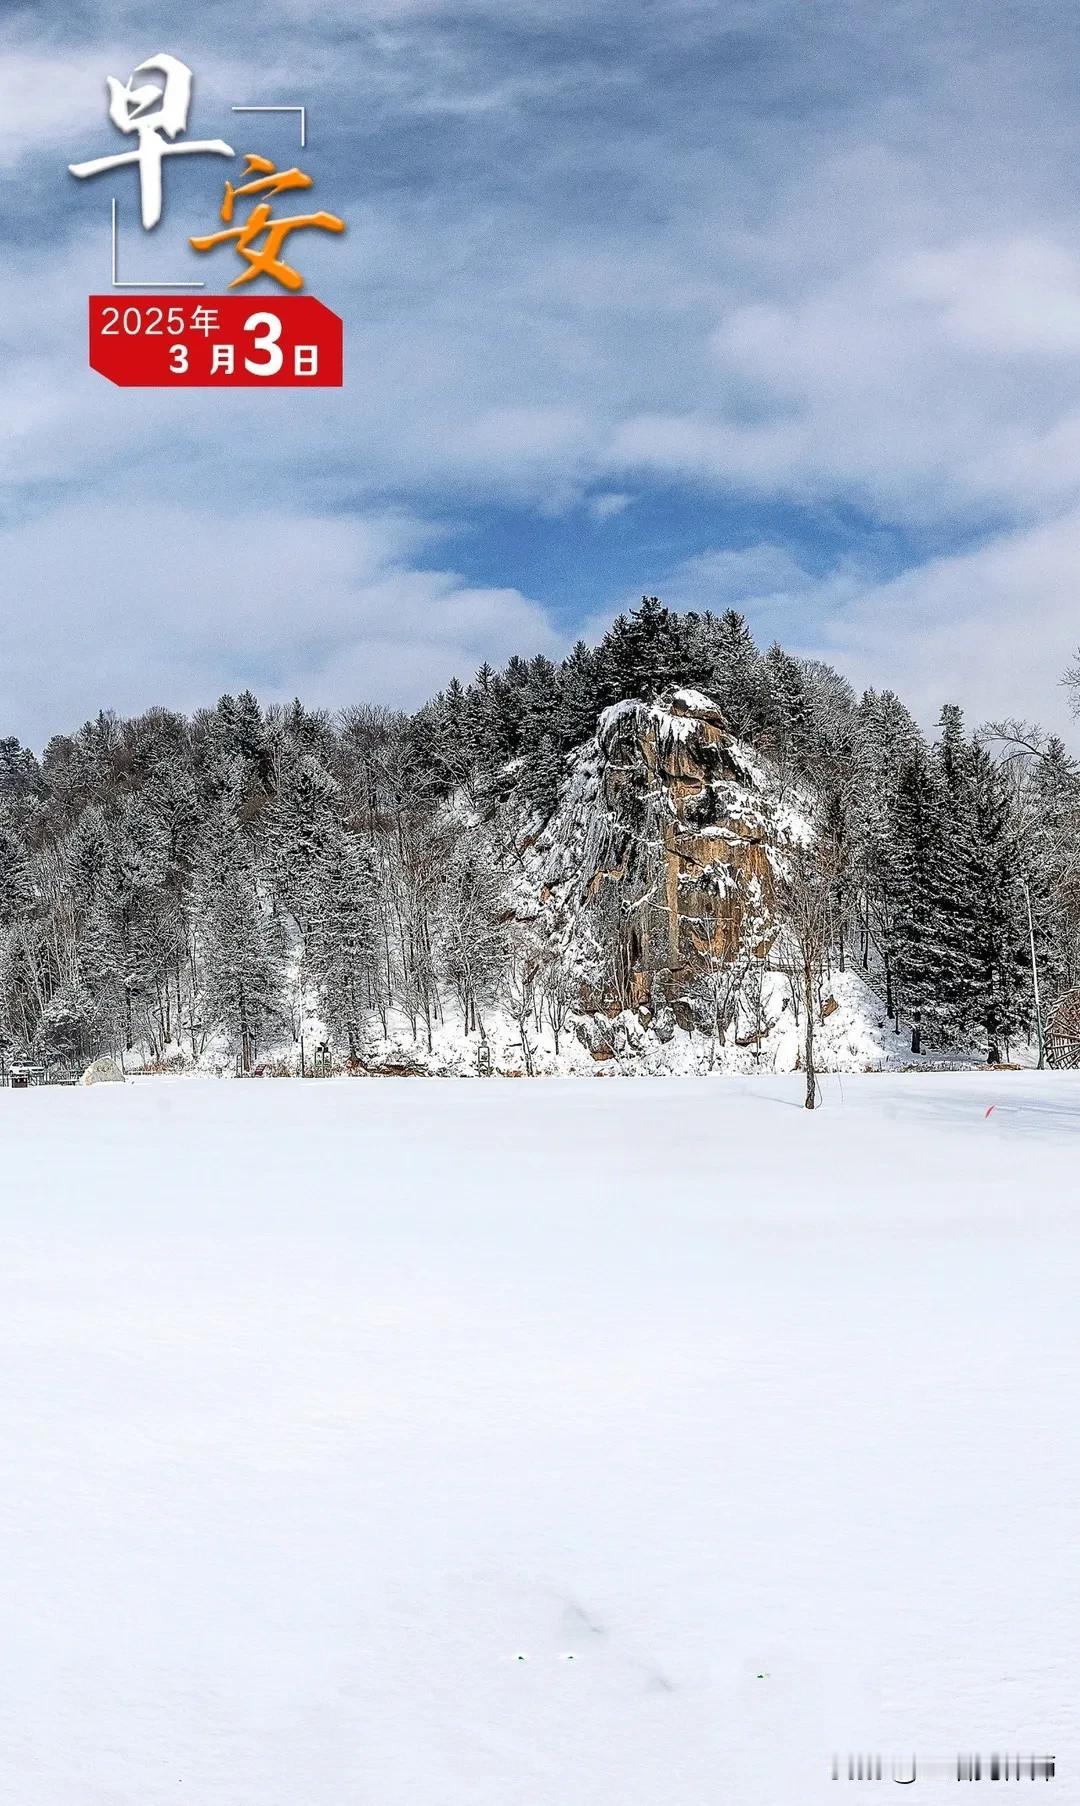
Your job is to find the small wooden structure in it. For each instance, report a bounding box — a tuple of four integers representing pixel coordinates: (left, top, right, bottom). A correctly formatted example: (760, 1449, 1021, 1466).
(1045, 990, 1080, 1069)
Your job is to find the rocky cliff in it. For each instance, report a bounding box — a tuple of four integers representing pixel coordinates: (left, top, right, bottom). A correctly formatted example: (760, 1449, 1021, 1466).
(522, 688, 809, 1047)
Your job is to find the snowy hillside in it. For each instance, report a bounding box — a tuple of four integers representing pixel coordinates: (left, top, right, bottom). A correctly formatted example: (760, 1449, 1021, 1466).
(319, 690, 982, 1078)
(1, 606, 1061, 1078)
(328, 964, 934, 1077)
(177, 706, 990, 1081)
(0, 1073, 1074, 1803)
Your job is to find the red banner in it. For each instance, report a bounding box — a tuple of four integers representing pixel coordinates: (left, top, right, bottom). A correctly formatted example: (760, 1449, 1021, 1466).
(88, 295, 343, 387)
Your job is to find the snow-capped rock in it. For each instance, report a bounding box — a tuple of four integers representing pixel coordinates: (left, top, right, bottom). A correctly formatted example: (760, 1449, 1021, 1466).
(81, 1057, 126, 1085)
(525, 687, 810, 1034)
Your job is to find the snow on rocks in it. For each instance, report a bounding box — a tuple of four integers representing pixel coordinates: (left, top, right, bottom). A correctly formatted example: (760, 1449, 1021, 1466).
(81, 1056, 126, 1085)
(522, 686, 817, 1053)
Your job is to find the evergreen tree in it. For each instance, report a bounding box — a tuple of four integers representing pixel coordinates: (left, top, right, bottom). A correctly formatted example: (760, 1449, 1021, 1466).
(762, 643, 813, 775)
(968, 744, 1027, 1061)
(890, 750, 951, 1053)
(1022, 735, 1080, 999)
(0, 737, 41, 802)
(931, 705, 982, 1039)
(0, 617, 1075, 1076)
(430, 680, 473, 790)
(596, 596, 683, 706)
(197, 804, 283, 1071)
(216, 689, 273, 794)
(464, 664, 510, 781)
(555, 642, 602, 750)
(849, 688, 923, 1006)
(519, 733, 566, 816)
(265, 753, 339, 929)
(522, 655, 559, 748)
(307, 830, 380, 1060)
(78, 895, 126, 1054)
(0, 806, 33, 924)
(705, 610, 766, 737)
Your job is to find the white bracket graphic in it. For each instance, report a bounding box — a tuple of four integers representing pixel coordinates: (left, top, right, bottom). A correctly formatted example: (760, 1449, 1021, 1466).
(106, 103, 307, 288)
(231, 105, 307, 148)
(110, 198, 206, 290)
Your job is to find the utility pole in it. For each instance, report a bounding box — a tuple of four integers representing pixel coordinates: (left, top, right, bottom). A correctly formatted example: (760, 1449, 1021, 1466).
(1022, 878, 1045, 1069)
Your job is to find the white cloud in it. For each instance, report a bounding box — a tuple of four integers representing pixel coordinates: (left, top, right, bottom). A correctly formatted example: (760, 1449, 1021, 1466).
(0, 42, 296, 169)
(20, 6, 1080, 529)
(814, 509, 1080, 734)
(587, 491, 632, 521)
(609, 229, 1080, 523)
(0, 500, 561, 745)
(648, 518, 1080, 737)
(0, 52, 107, 167)
(6, 0, 1080, 731)
(664, 544, 863, 617)
(898, 239, 1080, 356)
(606, 517, 1080, 742)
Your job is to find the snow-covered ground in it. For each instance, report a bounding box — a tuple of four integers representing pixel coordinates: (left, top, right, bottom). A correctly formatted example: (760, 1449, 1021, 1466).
(183, 964, 1002, 1078)
(0, 1073, 1075, 1803)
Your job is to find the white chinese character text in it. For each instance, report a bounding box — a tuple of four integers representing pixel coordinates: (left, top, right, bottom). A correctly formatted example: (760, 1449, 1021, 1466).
(69, 54, 234, 229)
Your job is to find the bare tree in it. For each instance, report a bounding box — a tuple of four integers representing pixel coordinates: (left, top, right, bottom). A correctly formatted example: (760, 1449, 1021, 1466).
(503, 941, 540, 1075)
(980, 717, 1080, 775)
(776, 836, 837, 1109)
(538, 949, 576, 1057)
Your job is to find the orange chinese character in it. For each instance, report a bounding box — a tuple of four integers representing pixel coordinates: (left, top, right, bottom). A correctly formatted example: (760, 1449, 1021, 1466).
(190, 155, 345, 290)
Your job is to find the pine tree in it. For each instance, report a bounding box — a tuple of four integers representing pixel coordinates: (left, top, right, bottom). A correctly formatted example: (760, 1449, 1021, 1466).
(68, 806, 113, 918)
(0, 737, 41, 802)
(431, 680, 473, 790)
(465, 664, 510, 783)
(555, 642, 602, 750)
(197, 804, 283, 1071)
(265, 753, 339, 929)
(519, 733, 565, 816)
(705, 610, 766, 737)
(200, 873, 283, 1072)
(891, 750, 951, 1054)
(307, 830, 380, 1060)
(0, 806, 33, 924)
(522, 655, 559, 748)
(968, 744, 1027, 1061)
(1022, 736, 1080, 999)
(218, 689, 273, 793)
(596, 596, 683, 706)
(78, 896, 126, 1054)
(931, 705, 982, 1039)
(849, 688, 923, 1007)
(762, 643, 813, 775)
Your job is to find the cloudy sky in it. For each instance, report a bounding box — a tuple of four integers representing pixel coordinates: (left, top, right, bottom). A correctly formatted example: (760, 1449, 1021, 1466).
(4, 0, 1080, 744)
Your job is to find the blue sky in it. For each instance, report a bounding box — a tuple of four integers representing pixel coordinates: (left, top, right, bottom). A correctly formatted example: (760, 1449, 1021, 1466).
(4, 0, 1080, 742)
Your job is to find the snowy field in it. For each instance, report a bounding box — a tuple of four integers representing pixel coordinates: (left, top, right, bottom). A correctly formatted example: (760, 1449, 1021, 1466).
(0, 1074, 1076, 1804)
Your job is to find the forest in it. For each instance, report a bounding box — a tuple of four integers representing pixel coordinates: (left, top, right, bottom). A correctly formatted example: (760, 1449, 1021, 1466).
(1, 595, 1077, 1073)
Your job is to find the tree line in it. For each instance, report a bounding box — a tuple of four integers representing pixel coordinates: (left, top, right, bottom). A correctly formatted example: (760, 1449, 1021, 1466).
(1, 595, 1077, 1071)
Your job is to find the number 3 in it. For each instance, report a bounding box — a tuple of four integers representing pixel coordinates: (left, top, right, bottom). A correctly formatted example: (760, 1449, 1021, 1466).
(244, 312, 284, 377)
(169, 344, 189, 374)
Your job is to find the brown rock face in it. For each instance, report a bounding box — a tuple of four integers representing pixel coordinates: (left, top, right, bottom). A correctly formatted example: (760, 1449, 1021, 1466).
(531, 688, 801, 1025)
